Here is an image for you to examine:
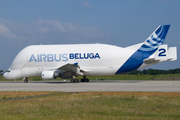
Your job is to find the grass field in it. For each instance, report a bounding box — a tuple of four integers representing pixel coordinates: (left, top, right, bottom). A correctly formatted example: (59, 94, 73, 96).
(0, 91, 180, 120)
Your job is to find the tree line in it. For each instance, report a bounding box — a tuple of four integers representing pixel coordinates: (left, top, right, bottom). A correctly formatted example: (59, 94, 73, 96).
(0, 70, 3, 75)
(1, 68, 180, 76)
(125, 68, 180, 75)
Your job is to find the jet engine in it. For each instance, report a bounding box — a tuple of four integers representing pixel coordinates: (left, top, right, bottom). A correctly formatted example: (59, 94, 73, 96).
(41, 71, 60, 80)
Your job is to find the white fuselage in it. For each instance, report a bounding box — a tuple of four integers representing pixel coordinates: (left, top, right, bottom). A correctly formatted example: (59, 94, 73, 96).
(3, 43, 142, 79)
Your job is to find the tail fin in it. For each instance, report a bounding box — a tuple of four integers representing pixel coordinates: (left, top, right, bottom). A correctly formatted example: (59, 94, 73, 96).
(115, 25, 170, 74)
(138, 25, 170, 53)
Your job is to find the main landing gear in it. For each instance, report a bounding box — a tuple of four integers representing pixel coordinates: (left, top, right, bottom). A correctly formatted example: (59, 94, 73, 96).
(23, 77, 28, 83)
(70, 79, 79, 83)
(70, 76, 89, 83)
(81, 76, 89, 82)
(70, 76, 79, 83)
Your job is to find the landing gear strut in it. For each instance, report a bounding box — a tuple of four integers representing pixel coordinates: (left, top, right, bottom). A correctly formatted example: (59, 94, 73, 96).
(23, 77, 28, 83)
(70, 76, 79, 83)
(81, 76, 89, 82)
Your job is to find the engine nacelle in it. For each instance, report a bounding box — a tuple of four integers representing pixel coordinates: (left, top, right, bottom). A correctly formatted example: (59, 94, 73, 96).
(41, 71, 57, 80)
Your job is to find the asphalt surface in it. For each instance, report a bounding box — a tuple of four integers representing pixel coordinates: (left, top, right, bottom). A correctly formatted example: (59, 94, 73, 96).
(0, 80, 179, 92)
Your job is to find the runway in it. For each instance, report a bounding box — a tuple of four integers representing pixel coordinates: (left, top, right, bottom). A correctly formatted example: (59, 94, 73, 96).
(0, 80, 180, 92)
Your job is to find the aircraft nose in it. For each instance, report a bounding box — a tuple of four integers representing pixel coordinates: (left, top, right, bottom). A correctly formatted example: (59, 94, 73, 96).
(3, 72, 8, 79)
(3, 72, 11, 79)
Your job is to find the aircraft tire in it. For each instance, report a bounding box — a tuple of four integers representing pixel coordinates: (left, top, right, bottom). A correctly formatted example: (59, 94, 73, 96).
(81, 79, 89, 82)
(75, 79, 79, 83)
(24, 80, 28, 83)
(23, 77, 28, 83)
(85, 79, 89, 82)
(81, 79, 85, 82)
(70, 79, 75, 83)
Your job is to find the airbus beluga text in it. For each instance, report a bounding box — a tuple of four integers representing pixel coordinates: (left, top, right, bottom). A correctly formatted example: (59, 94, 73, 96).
(3, 25, 177, 83)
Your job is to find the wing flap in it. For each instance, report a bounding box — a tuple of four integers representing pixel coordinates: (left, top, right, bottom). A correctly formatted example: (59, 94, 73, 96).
(58, 63, 86, 76)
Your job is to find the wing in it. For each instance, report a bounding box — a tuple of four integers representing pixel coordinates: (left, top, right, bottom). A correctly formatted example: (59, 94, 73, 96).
(56, 63, 90, 79)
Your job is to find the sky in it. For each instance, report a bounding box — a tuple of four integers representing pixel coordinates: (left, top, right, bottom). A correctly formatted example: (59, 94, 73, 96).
(0, 0, 180, 71)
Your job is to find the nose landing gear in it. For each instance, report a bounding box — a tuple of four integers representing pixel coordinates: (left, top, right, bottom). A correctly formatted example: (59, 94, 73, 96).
(23, 77, 28, 83)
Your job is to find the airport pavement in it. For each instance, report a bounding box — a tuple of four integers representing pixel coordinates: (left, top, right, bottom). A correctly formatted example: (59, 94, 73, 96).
(0, 80, 179, 92)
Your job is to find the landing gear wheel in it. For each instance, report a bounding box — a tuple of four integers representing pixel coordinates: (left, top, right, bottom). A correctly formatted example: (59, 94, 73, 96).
(81, 79, 85, 82)
(75, 79, 79, 83)
(23, 77, 28, 83)
(85, 79, 89, 82)
(70, 79, 79, 83)
(70, 79, 75, 83)
(81, 76, 89, 82)
(24, 80, 28, 83)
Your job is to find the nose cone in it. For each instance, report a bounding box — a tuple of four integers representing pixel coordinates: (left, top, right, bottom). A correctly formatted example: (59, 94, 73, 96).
(3, 72, 12, 79)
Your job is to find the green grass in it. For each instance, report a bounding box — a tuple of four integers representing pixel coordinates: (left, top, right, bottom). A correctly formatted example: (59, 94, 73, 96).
(0, 92, 180, 120)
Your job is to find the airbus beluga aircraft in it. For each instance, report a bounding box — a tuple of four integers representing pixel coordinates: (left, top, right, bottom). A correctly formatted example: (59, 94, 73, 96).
(3, 25, 177, 83)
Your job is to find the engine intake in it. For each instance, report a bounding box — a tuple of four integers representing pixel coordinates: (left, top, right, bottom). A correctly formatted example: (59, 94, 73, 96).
(41, 71, 60, 80)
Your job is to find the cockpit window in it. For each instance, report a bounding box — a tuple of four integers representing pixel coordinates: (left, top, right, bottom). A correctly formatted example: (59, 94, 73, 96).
(7, 70, 10, 72)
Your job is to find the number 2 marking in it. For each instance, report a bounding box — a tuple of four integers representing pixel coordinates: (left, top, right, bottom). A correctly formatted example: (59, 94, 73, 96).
(158, 48, 166, 56)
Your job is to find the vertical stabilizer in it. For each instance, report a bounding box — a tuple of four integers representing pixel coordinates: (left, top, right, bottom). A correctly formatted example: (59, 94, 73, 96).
(138, 25, 170, 53)
(116, 25, 170, 74)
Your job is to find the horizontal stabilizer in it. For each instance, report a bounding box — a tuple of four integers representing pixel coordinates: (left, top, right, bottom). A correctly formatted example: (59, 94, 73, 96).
(144, 45, 177, 64)
(143, 58, 160, 64)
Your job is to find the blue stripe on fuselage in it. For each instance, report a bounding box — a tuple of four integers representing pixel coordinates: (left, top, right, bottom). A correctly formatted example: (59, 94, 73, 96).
(115, 50, 156, 74)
